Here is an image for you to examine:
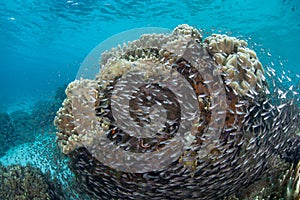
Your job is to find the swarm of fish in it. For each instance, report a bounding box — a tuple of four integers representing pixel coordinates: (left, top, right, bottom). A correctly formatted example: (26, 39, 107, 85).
(54, 24, 300, 199)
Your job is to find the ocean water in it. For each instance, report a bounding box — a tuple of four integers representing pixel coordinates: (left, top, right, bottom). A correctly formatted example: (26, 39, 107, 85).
(0, 0, 299, 199)
(1, 0, 299, 106)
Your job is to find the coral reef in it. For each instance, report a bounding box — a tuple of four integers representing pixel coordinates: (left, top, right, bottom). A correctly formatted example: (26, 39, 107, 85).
(31, 100, 61, 129)
(10, 110, 36, 143)
(30, 83, 67, 131)
(0, 112, 14, 157)
(204, 34, 266, 97)
(283, 161, 300, 200)
(0, 83, 68, 157)
(0, 164, 64, 200)
(54, 24, 299, 199)
(54, 83, 68, 101)
(225, 158, 299, 200)
(10, 110, 33, 133)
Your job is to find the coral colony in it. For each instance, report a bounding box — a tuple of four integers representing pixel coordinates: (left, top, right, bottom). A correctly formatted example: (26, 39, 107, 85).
(1, 24, 298, 200)
(54, 24, 299, 199)
(0, 164, 63, 199)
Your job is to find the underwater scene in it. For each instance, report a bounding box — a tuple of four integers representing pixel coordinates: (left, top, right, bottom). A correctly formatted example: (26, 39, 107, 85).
(0, 0, 299, 199)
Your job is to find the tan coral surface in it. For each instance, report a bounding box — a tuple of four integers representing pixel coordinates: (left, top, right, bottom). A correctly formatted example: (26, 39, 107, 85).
(53, 24, 298, 200)
(204, 34, 266, 97)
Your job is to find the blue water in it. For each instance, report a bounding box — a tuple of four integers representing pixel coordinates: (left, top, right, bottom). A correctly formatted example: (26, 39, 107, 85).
(0, 0, 299, 106)
(0, 1, 300, 199)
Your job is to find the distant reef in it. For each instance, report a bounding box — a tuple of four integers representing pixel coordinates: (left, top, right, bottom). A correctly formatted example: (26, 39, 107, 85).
(0, 83, 67, 157)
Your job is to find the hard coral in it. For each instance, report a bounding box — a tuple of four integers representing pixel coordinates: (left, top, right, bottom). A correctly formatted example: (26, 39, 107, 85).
(54, 24, 299, 199)
(0, 164, 64, 200)
(204, 34, 266, 97)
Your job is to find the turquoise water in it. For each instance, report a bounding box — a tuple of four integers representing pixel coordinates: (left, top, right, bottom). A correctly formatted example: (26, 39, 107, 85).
(0, 0, 299, 199)
(0, 0, 299, 105)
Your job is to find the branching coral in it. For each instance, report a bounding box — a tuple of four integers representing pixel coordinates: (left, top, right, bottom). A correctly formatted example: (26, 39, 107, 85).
(0, 164, 64, 200)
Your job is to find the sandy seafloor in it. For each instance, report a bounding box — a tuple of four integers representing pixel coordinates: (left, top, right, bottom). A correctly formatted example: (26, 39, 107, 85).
(0, 97, 74, 189)
(0, 128, 74, 184)
(0, 134, 61, 173)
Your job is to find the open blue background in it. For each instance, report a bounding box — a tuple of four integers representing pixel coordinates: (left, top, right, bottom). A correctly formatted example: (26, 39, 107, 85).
(0, 0, 299, 107)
